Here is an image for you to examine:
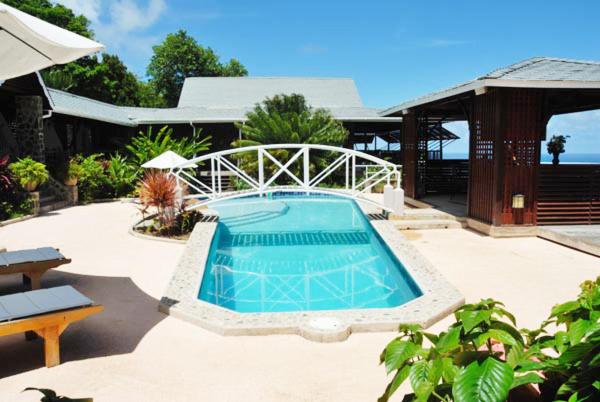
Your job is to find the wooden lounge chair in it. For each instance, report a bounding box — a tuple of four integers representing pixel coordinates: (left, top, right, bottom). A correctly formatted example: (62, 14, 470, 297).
(0, 286, 103, 367)
(0, 247, 71, 290)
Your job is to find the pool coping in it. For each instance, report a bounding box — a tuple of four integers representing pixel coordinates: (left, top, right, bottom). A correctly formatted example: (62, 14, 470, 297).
(159, 201, 464, 342)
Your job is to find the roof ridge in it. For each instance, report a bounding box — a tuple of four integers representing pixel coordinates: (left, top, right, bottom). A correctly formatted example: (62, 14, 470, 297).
(483, 56, 600, 79)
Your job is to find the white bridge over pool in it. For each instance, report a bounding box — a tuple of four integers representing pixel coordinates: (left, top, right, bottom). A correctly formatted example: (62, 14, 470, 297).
(169, 144, 404, 214)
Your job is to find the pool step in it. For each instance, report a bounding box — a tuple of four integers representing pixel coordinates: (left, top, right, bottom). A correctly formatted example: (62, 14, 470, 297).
(391, 209, 458, 221)
(395, 219, 464, 230)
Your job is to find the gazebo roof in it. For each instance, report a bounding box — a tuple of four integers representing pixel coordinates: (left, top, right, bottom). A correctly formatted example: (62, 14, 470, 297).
(381, 57, 600, 117)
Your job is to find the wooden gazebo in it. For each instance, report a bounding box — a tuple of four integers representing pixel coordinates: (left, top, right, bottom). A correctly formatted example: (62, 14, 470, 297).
(382, 57, 600, 234)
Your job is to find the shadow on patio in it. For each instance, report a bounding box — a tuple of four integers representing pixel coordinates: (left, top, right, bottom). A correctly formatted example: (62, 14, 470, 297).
(0, 269, 165, 378)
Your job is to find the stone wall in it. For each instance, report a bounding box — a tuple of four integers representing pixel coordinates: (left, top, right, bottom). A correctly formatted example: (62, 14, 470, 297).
(14, 96, 45, 163)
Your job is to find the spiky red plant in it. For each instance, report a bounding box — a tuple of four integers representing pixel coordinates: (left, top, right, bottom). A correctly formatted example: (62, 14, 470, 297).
(138, 170, 178, 227)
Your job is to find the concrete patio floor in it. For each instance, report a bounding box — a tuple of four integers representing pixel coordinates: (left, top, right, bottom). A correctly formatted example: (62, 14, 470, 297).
(0, 201, 598, 402)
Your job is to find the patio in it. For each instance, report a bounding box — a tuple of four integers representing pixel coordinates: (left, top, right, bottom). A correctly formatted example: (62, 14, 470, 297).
(0, 201, 597, 401)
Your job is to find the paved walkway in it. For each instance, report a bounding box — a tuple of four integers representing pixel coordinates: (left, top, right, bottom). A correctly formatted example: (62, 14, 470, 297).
(538, 225, 600, 257)
(0, 202, 597, 402)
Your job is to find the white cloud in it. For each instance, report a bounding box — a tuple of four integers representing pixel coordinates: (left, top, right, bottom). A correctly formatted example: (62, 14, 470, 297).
(54, 0, 166, 64)
(56, 0, 102, 23)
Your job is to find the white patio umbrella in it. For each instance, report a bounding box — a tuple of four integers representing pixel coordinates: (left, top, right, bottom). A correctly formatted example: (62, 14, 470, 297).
(141, 151, 197, 170)
(0, 2, 104, 80)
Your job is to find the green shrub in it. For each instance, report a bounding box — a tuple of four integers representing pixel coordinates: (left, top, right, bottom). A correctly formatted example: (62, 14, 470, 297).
(9, 157, 48, 190)
(125, 125, 211, 170)
(66, 158, 84, 181)
(106, 153, 137, 197)
(379, 278, 600, 402)
(76, 154, 110, 202)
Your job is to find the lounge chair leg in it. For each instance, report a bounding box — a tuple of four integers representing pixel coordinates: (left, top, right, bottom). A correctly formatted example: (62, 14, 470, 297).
(24, 271, 43, 290)
(22, 273, 31, 289)
(41, 326, 61, 367)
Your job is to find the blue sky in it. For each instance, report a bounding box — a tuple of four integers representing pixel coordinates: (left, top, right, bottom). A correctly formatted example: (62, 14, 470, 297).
(57, 0, 600, 154)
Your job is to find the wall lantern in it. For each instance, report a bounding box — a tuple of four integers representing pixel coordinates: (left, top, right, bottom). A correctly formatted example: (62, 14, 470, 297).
(512, 194, 525, 209)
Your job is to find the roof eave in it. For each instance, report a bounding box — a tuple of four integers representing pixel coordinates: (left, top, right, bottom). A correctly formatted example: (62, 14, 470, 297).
(381, 78, 600, 116)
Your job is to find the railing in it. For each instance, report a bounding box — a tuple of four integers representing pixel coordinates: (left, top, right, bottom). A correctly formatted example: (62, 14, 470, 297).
(170, 144, 404, 213)
(422, 159, 469, 195)
(537, 164, 600, 225)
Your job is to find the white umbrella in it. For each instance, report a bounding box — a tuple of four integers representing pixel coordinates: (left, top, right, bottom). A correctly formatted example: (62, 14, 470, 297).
(141, 151, 197, 169)
(0, 3, 104, 80)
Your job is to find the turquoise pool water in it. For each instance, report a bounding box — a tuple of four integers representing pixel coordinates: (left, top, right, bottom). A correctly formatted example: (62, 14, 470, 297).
(198, 193, 422, 313)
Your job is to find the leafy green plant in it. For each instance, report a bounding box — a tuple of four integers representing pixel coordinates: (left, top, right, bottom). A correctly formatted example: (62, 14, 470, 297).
(9, 157, 49, 191)
(23, 387, 92, 401)
(65, 158, 84, 182)
(75, 154, 110, 202)
(106, 153, 137, 197)
(125, 125, 211, 170)
(380, 278, 600, 402)
(547, 135, 570, 166)
(232, 93, 348, 183)
(379, 299, 542, 402)
(523, 277, 600, 402)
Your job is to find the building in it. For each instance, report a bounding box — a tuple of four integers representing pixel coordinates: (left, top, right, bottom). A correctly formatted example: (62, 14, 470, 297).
(381, 57, 600, 232)
(0, 75, 403, 168)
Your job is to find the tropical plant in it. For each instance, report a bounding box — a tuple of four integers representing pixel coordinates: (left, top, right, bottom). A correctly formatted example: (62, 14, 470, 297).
(379, 299, 542, 402)
(147, 30, 248, 107)
(64, 157, 84, 184)
(138, 170, 178, 227)
(9, 157, 49, 191)
(76, 154, 110, 202)
(547, 135, 570, 166)
(232, 93, 348, 182)
(0, 155, 33, 220)
(380, 278, 600, 402)
(0, 154, 12, 194)
(23, 387, 92, 401)
(106, 154, 137, 197)
(125, 125, 211, 171)
(523, 277, 600, 402)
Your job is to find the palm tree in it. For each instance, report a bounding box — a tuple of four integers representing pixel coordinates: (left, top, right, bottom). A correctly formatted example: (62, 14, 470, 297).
(232, 94, 348, 182)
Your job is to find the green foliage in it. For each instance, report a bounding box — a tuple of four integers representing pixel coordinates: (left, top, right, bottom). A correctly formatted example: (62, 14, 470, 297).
(105, 154, 137, 198)
(380, 279, 600, 402)
(66, 158, 84, 180)
(524, 277, 600, 402)
(3, 0, 94, 38)
(147, 30, 248, 107)
(232, 93, 348, 182)
(76, 154, 110, 202)
(0, 155, 32, 220)
(379, 300, 538, 402)
(125, 125, 211, 169)
(547, 135, 570, 156)
(23, 387, 92, 401)
(9, 157, 49, 188)
(45, 54, 144, 106)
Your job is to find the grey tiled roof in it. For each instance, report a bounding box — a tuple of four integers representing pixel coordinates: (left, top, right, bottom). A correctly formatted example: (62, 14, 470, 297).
(47, 89, 136, 126)
(482, 57, 600, 81)
(178, 77, 364, 108)
(381, 57, 600, 116)
(47, 77, 401, 125)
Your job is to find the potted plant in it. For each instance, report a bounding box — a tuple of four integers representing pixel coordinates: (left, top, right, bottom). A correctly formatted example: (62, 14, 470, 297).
(546, 134, 570, 166)
(65, 157, 84, 186)
(9, 157, 49, 192)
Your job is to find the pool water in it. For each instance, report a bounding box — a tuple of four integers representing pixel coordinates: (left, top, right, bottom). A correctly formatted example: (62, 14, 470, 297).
(198, 194, 422, 313)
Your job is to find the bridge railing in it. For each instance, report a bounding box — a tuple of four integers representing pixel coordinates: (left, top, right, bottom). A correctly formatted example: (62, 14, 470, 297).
(169, 144, 404, 214)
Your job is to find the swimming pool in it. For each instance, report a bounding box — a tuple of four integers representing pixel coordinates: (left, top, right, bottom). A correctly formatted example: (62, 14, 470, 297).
(198, 193, 422, 313)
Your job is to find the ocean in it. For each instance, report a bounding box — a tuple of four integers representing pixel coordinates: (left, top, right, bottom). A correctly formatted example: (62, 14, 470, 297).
(443, 153, 600, 164)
